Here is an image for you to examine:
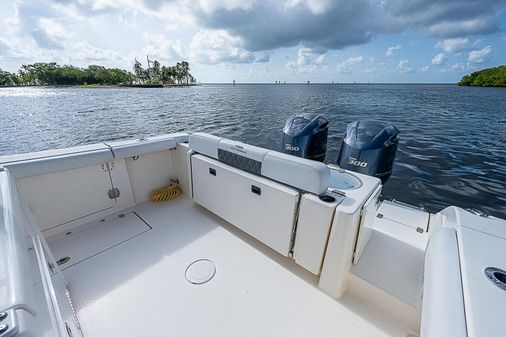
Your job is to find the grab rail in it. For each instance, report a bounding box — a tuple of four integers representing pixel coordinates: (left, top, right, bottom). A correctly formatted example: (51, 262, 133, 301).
(0, 168, 67, 337)
(0, 169, 35, 314)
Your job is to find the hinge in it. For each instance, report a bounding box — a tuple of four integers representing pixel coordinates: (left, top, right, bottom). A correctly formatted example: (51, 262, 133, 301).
(48, 261, 55, 273)
(101, 161, 115, 172)
(108, 187, 120, 199)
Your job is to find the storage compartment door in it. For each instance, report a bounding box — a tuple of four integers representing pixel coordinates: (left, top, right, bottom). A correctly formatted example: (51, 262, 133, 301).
(191, 154, 299, 256)
(17, 164, 116, 232)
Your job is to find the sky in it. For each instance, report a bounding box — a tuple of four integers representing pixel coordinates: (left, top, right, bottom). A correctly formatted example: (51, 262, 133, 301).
(0, 0, 505, 83)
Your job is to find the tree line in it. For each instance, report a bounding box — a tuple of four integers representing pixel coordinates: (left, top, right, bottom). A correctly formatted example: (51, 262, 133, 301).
(133, 59, 196, 85)
(458, 65, 506, 87)
(0, 59, 197, 86)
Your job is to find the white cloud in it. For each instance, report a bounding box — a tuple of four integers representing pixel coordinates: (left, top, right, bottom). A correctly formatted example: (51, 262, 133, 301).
(425, 17, 498, 38)
(436, 38, 470, 54)
(451, 62, 466, 71)
(142, 33, 185, 62)
(336, 56, 363, 73)
(72, 42, 125, 62)
(397, 59, 412, 73)
(38, 17, 68, 39)
(285, 47, 327, 73)
(281, 0, 334, 15)
(431, 53, 446, 65)
(189, 29, 258, 64)
(255, 53, 270, 62)
(417, 65, 430, 73)
(385, 45, 401, 57)
(468, 45, 492, 63)
(1, 0, 505, 80)
(315, 53, 325, 65)
(293, 47, 326, 66)
(195, 0, 506, 52)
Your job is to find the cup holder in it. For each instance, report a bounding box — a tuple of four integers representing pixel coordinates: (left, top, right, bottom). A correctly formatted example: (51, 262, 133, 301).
(484, 267, 506, 291)
(319, 195, 336, 203)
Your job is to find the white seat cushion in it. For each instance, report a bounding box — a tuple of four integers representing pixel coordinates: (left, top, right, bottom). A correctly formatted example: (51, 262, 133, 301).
(188, 133, 221, 159)
(262, 151, 330, 195)
(217, 139, 269, 175)
(189, 132, 331, 195)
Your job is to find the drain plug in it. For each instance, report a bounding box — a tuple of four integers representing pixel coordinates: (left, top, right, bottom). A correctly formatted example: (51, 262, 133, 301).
(185, 259, 216, 285)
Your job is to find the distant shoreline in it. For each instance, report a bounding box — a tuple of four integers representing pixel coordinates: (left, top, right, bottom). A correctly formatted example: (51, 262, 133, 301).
(0, 84, 200, 88)
(458, 65, 505, 87)
(3, 82, 505, 88)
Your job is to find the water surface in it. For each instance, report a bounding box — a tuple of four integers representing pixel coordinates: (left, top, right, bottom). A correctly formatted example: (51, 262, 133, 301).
(0, 84, 504, 218)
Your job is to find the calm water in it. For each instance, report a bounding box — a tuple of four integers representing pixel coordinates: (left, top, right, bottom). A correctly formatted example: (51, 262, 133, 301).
(1, 84, 505, 218)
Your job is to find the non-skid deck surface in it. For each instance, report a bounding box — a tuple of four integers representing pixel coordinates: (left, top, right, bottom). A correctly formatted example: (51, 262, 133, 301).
(55, 197, 412, 337)
(49, 212, 150, 270)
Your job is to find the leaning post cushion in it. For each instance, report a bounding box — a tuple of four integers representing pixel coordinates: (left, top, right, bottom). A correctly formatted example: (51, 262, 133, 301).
(188, 132, 331, 195)
(188, 133, 222, 159)
(262, 151, 330, 195)
(217, 139, 269, 175)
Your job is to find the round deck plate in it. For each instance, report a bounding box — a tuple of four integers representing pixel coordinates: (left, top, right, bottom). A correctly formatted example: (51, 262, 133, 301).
(185, 259, 216, 285)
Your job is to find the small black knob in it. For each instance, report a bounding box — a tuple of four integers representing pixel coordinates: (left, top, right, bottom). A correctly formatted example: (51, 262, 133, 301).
(0, 313, 6, 321)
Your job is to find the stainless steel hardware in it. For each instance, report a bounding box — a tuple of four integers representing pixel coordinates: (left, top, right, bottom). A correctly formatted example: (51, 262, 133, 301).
(0, 324, 8, 334)
(485, 267, 506, 291)
(466, 208, 489, 218)
(107, 187, 120, 199)
(65, 322, 73, 337)
(57, 256, 71, 266)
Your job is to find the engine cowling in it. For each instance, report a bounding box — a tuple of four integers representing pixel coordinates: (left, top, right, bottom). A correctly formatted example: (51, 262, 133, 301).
(337, 120, 399, 183)
(282, 114, 329, 162)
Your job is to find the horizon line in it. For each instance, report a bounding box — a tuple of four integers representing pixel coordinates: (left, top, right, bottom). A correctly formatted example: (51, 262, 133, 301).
(200, 82, 458, 85)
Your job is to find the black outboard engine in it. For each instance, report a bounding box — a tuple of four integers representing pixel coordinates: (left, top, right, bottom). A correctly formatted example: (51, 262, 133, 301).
(337, 120, 399, 183)
(282, 114, 329, 162)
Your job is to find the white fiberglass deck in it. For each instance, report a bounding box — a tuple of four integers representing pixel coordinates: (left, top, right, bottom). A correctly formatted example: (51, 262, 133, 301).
(50, 196, 413, 337)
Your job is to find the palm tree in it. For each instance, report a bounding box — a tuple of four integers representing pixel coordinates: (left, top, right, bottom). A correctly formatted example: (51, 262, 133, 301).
(133, 59, 146, 84)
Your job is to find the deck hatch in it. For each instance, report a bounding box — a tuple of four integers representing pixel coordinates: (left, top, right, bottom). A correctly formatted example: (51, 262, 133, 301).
(185, 259, 216, 285)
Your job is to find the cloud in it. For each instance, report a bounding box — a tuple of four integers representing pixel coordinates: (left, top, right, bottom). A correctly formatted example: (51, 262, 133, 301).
(315, 54, 325, 65)
(194, 0, 506, 52)
(194, 1, 378, 51)
(295, 47, 326, 66)
(73, 42, 125, 62)
(285, 47, 327, 73)
(397, 59, 412, 73)
(189, 29, 258, 64)
(436, 38, 470, 54)
(417, 65, 430, 73)
(468, 45, 492, 63)
(424, 18, 497, 38)
(336, 56, 363, 73)
(3, 0, 506, 73)
(13, 2, 67, 49)
(255, 53, 270, 62)
(431, 53, 447, 65)
(385, 45, 401, 57)
(142, 34, 185, 62)
(451, 62, 466, 71)
(0, 37, 23, 60)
